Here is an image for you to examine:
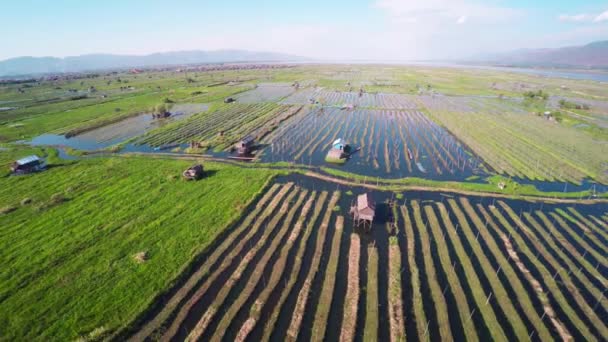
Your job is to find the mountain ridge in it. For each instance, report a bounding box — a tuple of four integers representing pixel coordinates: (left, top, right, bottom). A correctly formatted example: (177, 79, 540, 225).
(470, 40, 608, 69)
(0, 50, 306, 77)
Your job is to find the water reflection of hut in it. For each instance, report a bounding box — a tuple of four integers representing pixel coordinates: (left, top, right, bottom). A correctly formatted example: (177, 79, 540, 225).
(236, 135, 255, 155)
(183, 164, 204, 180)
(326, 138, 352, 163)
(10, 155, 46, 175)
(350, 193, 375, 229)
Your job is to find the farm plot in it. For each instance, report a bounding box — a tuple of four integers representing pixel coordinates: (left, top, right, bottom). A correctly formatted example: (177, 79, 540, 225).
(136, 103, 301, 150)
(260, 107, 484, 180)
(282, 88, 418, 109)
(236, 83, 297, 103)
(126, 175, 608, 342)
(420, 96, 608, 184)
(418, 95, 527, 115)
(33, 103, 210, 150)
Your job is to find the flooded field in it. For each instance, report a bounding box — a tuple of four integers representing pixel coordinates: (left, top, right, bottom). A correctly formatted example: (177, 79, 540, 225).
(282, 89, 418, 109)
(28, 103, 207, 150)
(125, 174, 608, 342)
(236, 83, 296, 103)
(260, 107, 484, 180)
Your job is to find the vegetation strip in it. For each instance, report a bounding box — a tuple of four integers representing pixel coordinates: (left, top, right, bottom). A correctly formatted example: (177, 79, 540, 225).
(400, 205, 428, 340)
(567, 207, 608, 242)
(497, 201, 608, 338)
(260, 192, 329, 341)
(423, 205, 480, 342)
(364, 245, 379, 342)
(232, 191, 316, 341)
(556, 208, 608, 255)
(447, 199, 532, 341)
(311, 215, 344, 341)
(129, 182, 281, 341)
(548, 212, 608, 268)
(387, 240, 406, 342)
(436, 202, 509, 342)
(477, 205, 573, 341)
(458, 198, 553, 341)
(184, 187, 303, 341)
(158, 182, 294, 341)
(488, 204, 599, 341)
(286, 191, 340, 341)
(412, 201, 453, 342)
(533, 211, 607, 287)
(209, 189, 310, 342)
(524, 212, 608, 312)
(340, 233, 361, 342)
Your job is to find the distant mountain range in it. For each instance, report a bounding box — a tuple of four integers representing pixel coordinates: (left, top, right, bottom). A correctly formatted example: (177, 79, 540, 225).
(471, 41, 608, 69)
(0, 50, 306, 77)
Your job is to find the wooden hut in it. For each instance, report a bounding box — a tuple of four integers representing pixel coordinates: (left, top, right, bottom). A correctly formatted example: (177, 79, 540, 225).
(183, 164, 204, 180)
(10, 155, 45, 175)
(350, 193, 375, 229)
(235, 135, 255, 155)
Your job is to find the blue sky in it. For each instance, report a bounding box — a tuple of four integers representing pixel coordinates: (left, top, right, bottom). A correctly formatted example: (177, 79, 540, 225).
(1, 0, 607, 60)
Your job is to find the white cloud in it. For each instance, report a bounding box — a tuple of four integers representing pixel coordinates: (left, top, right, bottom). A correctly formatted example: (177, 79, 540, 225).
(594, 10, 608, 22)
(558, 14, 593, 22)
(373, 0, 519, 24)
(558, 9, 608, 23)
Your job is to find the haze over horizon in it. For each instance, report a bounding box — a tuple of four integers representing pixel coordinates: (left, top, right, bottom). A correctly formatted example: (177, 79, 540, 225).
(2, 0, 608, 62)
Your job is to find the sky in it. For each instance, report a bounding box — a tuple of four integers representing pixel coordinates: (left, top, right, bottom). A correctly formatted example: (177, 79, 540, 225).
(1, 0, 607, 61)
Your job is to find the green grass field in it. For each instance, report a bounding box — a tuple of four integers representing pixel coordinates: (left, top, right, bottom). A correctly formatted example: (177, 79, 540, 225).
(0, 153, 276, 340)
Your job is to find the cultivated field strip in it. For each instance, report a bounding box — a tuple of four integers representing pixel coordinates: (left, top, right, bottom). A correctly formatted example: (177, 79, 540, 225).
(236, 84, 296, 103)
(420, 96, 608, 183)
(261, 107, 482, 179)
(136, 103, 294, 148)
(281, 88, 418, 109)
(128, 181, 607, 342)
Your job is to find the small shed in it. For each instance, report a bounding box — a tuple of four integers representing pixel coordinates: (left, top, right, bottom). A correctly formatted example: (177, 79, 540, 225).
(350, 193, 375, 229)
(183, 164, 204, 180)
(236, 135, 255, 155)
(10, 155, 45, 175)
(332, 138, 352, 154)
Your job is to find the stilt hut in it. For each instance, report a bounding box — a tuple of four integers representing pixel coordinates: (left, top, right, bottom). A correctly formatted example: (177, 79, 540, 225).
(350, 193, 375, 229)
(183, 164, 204, 180)
(10, 155, 45, 175)
(235, 135, 255, 155)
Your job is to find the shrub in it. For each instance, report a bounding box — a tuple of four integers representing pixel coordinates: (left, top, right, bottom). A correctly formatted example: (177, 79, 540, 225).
(50, 193, 66, 204)
(0, 205, 17, 215)
(133, 251, 149, 263)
